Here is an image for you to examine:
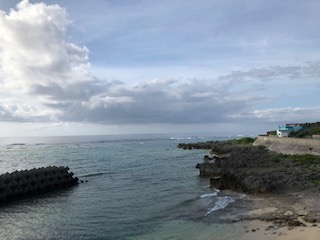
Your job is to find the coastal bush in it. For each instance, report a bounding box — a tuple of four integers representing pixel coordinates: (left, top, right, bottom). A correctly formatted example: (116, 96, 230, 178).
(274, 153, 320, 165)
(289, 129, 308, 138)
(310, 126, 320, 135)
(227, 137, 256, 144)
(289, 122, 320, 138)
(267, 130, 276, 136)
(312, 179, 320, 185)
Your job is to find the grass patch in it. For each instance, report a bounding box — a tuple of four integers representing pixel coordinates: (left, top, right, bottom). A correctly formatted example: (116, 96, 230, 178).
(274, 153, 320, 165)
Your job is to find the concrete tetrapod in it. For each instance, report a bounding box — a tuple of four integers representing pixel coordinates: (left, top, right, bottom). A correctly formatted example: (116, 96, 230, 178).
(0, 166, 79, 203)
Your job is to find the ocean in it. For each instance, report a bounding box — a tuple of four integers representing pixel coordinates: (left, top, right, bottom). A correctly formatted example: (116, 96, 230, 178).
(0, 134, 252, 240)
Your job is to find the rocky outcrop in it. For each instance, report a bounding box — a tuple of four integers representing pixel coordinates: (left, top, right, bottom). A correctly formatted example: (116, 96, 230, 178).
(0, 166, 79, 202)
(177, 142, 217, 150)
(179, 141, 320, 194)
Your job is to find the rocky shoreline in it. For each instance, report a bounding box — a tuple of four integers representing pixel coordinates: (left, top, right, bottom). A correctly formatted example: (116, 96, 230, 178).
(178, 140, 320, 230)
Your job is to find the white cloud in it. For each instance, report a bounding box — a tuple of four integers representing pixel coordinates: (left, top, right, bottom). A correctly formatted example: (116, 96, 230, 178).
(83, 96, 134, 109)
(0, 0, 97, 122)
(230, 106, 320, 123)
(0, 0, 91, 94)
(0, 0, 319, 135)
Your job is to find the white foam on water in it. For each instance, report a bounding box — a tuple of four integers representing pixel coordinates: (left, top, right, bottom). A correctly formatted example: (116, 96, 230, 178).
(204, 196, 235, 216)
(170, 137, 193, 140)
(199, 192, 218, 199)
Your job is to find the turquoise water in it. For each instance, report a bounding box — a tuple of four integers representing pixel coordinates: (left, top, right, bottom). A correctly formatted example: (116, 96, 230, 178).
(0, 135, 250, 240)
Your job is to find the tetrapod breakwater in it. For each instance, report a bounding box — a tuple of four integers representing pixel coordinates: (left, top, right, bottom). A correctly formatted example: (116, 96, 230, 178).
(0, 166, 79, 202)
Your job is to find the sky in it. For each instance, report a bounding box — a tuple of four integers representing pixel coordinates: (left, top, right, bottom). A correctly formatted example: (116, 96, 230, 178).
(0, 0, 320, 137)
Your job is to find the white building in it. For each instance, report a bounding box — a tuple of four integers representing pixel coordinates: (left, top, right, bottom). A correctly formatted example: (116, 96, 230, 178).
(276, 123, 303, 137)
(276, 129, 290, 137)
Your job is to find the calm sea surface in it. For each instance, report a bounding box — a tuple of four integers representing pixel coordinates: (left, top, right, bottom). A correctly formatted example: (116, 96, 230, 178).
(0, 134, 252, 240)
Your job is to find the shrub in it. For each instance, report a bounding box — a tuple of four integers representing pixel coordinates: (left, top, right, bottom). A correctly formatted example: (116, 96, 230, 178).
(226, 137, 256, 144)
(273, 153, 320, 165)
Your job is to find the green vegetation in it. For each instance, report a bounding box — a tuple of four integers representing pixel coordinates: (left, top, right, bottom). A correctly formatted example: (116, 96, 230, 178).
(312, 179, 320, 185)
(226, 137, 256, 144)
(267, 130, 276, 136)
(274, 153, 320, 165)
(289, 121, 320, 138)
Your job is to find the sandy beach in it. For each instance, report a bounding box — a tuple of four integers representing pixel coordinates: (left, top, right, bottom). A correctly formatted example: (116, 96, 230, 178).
(238, 193, 320, 240)
(241, 220, 320, 240)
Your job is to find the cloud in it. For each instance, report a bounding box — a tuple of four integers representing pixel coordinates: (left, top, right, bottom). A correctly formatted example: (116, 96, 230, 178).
(63, 0, 320, 68)
(0, 0, 98, 121)
(235, 107, 320, 123)
(0, 0, 319, 129)
(0, 1, 259, 125)
(0, 0, 92, 94)
(0, 103, 21, 121)
(0, 100, 59, 122)
(221, 61, 320, 82)
(41, 79, 259, 124)
(220, 65, 303, 83)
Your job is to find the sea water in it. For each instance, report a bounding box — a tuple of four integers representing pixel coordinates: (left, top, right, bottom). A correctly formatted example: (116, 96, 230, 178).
(0, 134, 250, 240)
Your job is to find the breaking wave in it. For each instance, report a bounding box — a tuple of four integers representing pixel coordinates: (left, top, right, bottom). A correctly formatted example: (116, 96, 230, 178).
(199, 191, 219, 199)
(204, 196, 236, 216)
